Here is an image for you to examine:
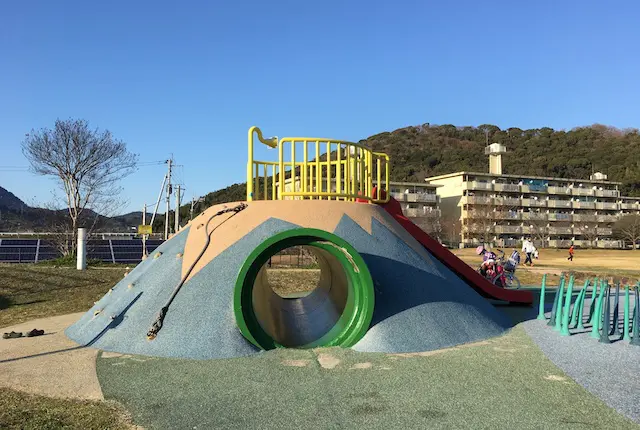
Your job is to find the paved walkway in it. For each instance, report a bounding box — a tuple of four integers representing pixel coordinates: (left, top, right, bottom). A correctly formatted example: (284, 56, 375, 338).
(0, 313, 103, 400)
(523, 302, 640, 424)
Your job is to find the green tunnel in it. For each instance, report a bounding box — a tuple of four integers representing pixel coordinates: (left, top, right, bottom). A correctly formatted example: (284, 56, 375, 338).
(234, 228, 375, 350)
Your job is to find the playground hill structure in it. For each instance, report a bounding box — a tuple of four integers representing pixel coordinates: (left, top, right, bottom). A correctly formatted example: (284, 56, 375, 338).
(66, 127, 533, 360)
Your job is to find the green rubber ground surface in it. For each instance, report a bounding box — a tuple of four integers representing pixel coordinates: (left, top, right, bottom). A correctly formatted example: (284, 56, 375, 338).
(96, 325, 638, 430)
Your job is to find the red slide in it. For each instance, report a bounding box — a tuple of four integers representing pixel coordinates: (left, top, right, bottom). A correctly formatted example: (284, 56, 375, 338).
(379, 196, 533, 305)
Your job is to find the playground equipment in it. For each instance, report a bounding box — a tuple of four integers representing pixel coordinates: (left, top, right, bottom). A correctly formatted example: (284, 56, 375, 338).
(66, 126, 534, 360)
(539, 275, 639, 345)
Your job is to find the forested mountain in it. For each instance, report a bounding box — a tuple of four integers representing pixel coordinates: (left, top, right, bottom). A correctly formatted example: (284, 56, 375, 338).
(363, 123, 640, 196)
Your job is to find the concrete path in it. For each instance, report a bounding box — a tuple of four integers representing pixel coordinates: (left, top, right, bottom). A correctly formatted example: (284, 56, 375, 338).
(0, 313, 103, 400)
(523, 294, 640, 424)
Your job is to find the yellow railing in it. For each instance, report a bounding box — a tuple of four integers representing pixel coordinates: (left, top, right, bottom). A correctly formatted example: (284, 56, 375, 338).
(247, 126, 390, 203)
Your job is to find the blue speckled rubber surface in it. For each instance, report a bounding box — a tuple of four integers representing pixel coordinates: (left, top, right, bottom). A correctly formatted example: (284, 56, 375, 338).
(66, 214, 511, 359)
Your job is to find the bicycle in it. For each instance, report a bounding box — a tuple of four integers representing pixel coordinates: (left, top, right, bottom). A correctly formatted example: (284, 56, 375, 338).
(477, 248, 522, 289)
(493, 249, 522, 289)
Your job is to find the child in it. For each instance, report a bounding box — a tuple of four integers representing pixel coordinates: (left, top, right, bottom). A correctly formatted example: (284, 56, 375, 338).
(567, 245, 574, 261)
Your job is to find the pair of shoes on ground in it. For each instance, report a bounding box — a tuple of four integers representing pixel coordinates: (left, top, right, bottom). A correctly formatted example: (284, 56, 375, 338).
(2, 329, 45, 339)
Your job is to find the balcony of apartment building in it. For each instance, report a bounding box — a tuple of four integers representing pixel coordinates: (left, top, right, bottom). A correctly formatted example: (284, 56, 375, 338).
(572, 200, 596, 209)
(493, 196, 521, 207)
(521, 211, 547, 221)
(596, 240, 622, 249)
(548, 239, 573, 248)
(464, 181, 493, 191)
(548, 212, 572, 221)
(596, 214, 618, 222)
(620, 201, 640, 210)
(548, 226, 573, 235)
(492, 210, 521, 220)
(391, 191, 438, 204)
(403, 206, 441, 218)
(595, 189, 619, 198)
(571, 187, 595, 197)
(547, 185, 572, 195)
(520, 182, 548, 193)
(494, 225, 522, 234)
(573, 213, 597, 222)
(521, 226, 535, 234)
(463, 195, 493, 205)
(547, 199, 573, 209)
(595, 201, 618, 210)
(521, 197, 547, 207)
(573, 226, 613, 236)
(493, 182, 520, 192)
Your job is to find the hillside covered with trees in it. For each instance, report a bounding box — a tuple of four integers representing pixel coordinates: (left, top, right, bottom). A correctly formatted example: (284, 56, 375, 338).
(363, 123, 640, 197)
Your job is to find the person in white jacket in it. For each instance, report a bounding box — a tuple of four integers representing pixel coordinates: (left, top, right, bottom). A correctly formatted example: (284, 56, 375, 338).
(522, 238, 535, 266)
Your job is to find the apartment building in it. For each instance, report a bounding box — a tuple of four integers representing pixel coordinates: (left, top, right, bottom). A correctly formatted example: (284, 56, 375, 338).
(387, 182, 440, 218)
(277, 178, 440, 219)
(426, 143, 626, 249)
(620, 196, 640, 216)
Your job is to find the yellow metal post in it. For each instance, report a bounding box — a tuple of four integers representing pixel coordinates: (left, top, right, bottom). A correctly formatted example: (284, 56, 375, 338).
(337, 144, 342, 198)
(376, 158, 381, 200)
(271, 165, 276, 200)
(303, 141, 308, 195)
(326, 142, 331, 199)
(291, 140, 296, 200)
(279, 141, 284, 200)
(315, 142, 320, 200)
(263, 164, 267, 201)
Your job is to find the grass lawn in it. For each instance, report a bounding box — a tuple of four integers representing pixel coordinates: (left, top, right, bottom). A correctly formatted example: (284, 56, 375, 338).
(0, 264, 125, 328)
(267, 268, 320, 296)
(0, 388, 133, 430)
(0, 264, 135, 430)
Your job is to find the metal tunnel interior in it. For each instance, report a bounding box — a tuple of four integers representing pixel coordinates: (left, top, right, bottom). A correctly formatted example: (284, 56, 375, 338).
(251, 246, 349, 347)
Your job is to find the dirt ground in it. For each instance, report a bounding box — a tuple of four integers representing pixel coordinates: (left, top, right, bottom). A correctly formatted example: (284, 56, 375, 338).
(453, 248, 640, 287)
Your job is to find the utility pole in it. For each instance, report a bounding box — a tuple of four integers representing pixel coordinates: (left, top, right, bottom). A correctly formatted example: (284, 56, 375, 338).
(175, 185, 182, 233)
(165, 158, 173, 240)
(190, 196, 205, 220)
(150, 174, 167, 230)
(142, 203, 148, 259)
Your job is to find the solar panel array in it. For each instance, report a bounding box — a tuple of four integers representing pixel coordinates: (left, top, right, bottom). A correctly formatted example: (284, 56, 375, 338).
(0, 238, 164, 264)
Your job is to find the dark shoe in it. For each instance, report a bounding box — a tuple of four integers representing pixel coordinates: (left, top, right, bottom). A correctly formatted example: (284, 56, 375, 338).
(3, 331, 23, 339)
(26, 329, 44, 337)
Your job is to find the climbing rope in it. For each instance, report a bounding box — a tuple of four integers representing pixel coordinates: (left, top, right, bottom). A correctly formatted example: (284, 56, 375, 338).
(146, 203, 248, 340)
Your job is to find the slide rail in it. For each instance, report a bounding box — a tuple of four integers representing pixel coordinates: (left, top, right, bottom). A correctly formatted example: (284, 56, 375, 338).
(247, 126, 390, 204)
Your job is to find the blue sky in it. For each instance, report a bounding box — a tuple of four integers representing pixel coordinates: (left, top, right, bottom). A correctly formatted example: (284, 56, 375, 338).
(1, 0, 639, 215)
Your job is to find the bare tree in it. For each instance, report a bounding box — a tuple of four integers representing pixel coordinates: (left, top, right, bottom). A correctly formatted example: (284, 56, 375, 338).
(22, 119, 137, 255)
(441, 218, 461, 248)
(578, 225, 599, 249)
(412, 211, 442, 240)
(465, 206, 495, 246)
(614, 214, 640, 250)
(528, 216, 549, 248)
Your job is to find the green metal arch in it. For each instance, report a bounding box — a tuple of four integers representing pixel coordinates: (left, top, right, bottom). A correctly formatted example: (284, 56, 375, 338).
(234, 228, 374, 350)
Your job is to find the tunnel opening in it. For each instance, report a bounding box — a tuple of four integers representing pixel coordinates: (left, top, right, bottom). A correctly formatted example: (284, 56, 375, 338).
(264, 245, 321, 299)
(234, 229, 374, 350)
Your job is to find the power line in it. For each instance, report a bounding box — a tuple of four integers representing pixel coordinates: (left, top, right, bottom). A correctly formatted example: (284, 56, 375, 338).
(0, 161, 167, 171)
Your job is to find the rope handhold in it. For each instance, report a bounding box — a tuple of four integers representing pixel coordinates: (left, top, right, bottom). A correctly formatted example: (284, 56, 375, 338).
(154, 252, 162, 259)
(145, 202, 248, 340)
(146, 306, 168, 340)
